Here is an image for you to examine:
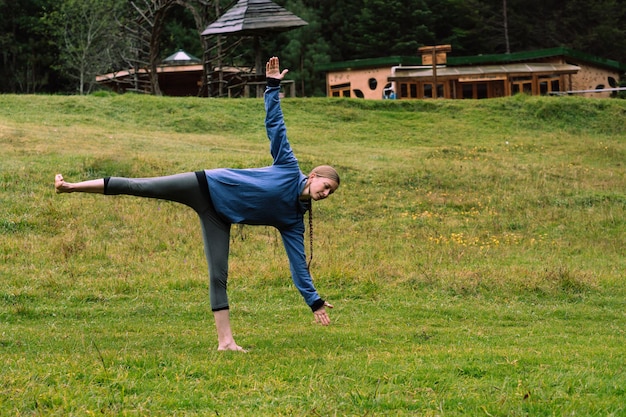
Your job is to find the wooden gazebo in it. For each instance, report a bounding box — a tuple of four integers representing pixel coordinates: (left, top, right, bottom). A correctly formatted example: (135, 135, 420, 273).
(202, 0, 307, 97)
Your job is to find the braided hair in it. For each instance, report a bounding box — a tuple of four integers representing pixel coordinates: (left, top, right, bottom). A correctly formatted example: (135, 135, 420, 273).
(307, 204, 314, 270)
(306, 165, 340, 271)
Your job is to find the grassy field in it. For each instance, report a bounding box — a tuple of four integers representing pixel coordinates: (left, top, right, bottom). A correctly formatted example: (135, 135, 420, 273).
(1, 91, 625, 416)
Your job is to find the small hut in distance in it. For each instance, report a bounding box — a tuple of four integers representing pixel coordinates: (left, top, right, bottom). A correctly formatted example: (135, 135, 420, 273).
(95, 48, 205, 96)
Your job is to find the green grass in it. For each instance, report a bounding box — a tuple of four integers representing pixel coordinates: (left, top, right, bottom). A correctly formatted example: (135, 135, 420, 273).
(1, 92, 625, 416)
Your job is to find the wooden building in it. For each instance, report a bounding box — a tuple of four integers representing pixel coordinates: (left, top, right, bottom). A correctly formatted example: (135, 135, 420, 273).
(318, 47, 626, 100)
(96, 50, 215, 96)
(95, 59, 295, 98)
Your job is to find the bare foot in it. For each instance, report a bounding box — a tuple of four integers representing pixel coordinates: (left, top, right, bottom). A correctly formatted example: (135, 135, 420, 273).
(217, 342, 248, 352)
(55, 174, 72, 193)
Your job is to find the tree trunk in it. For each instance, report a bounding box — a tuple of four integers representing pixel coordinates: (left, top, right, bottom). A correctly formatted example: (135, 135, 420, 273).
(503, 0, 510, 54)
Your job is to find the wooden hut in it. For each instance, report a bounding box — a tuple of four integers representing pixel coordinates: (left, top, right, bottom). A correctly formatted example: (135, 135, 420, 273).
(95, 49, 249, 97)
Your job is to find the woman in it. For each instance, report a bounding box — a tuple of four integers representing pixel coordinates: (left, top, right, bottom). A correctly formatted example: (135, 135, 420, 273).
(55, 57, 339, 351)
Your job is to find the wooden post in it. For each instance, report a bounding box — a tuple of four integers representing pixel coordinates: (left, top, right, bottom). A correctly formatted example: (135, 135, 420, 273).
(432, 49, 437, 98)
(418, 45, 452, 99)
(216, 0, 223, 97)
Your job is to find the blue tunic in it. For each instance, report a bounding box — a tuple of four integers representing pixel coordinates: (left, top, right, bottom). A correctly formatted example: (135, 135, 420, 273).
(203, 85, 322, 309)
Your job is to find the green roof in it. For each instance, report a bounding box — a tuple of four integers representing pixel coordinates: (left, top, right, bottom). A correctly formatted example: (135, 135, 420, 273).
(316, 47, 626, 73)
(315, 56, 423, 72)
(448, 47, 626, 71)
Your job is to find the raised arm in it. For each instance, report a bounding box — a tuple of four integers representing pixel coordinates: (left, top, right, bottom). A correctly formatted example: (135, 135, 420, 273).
(264, 57, 298, 167)
(266, 56, 288, 80)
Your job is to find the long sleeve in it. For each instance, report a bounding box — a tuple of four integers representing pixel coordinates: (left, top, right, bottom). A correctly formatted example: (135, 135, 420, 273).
(280, 226, 324, 310)
(265, 84, 298, 167)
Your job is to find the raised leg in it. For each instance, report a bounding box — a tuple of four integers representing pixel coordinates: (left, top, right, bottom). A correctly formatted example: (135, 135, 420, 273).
(55, 174, 104, 194)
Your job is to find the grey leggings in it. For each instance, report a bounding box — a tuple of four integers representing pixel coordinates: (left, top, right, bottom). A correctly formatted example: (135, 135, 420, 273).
(105, 172, 231, 311)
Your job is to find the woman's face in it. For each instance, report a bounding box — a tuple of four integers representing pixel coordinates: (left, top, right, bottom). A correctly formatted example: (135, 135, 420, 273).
(308, 173, 339, 201)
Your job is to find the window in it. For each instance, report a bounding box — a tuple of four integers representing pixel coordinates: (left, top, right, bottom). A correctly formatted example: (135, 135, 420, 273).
(460, 80, 503, 99)
(399, 82, 419, 99)
(461, 83, 473, 99)
(424, 83, 432, 98)
(330, 83, 350, 98)
(492, 81, 505, 97)
(476, 83, 487, 99)
(368, 78, 378, 90)
(398, 81, 447, 99)
(400, 83, 408, 98)
(423, 83, 444, 98)
(539, 77, 561, 95)
(551, 79, 560, 92)
(424, 83, 433, 98)
(436, 83, 444, 98)
(512, 77, 533, 95)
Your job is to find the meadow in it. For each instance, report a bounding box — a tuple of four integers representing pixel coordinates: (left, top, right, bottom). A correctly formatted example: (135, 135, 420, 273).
(1, 91, 625, 416)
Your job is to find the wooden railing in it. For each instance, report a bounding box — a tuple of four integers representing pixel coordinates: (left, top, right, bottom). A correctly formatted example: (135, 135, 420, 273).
(228, 80, 296, 98)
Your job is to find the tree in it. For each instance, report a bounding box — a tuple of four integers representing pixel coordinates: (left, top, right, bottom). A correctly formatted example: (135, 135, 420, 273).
(557, 0, 626, 60)
(0, 0, 59, 93)
(314, 0, 363, 61)
(271, 0, 331, 96)
(44, 0, 126, 94)
(351, 0, 435, 58)
(119, 0, 213, 95)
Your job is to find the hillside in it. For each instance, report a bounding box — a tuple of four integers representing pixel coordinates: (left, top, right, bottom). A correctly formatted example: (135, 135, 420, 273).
(1, 93, 625, 415)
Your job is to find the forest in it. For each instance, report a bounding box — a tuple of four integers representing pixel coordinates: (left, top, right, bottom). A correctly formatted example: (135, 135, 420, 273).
(1, 0, 625, 96)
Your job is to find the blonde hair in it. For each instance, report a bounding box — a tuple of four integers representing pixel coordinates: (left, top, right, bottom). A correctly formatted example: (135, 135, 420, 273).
(310, 165, 340, 187)
(306, 165, 339, 270)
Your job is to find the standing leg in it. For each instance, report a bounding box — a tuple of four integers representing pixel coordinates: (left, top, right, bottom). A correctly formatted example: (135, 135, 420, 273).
(213, 310, 246, 352)
(197, 207, 246, 352)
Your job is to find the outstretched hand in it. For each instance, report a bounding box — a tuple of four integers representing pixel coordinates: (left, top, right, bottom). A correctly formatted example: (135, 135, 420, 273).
(313, 301, 334, 326)
(266, 56, 289, 80)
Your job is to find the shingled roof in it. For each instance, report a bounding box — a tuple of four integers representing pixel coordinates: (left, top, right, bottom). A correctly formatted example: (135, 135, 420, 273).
(201, 0, 307, 37)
